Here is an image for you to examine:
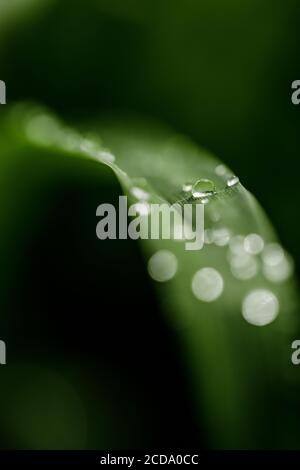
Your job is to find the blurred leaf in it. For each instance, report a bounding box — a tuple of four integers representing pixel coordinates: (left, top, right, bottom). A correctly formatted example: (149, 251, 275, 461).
(0, 0, 54, 39)
(1, 104, 299, 448)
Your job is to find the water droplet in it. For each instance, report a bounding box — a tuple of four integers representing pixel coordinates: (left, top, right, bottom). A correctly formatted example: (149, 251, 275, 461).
(78, 139, 116, 163)
(226, 176, 239, 188)
(80, 139, 98, 155)
(25, 114, 61, 145)
(192, 267, 224, 302)
(262, 243, 284, 267)
(131, 202, 150, 216)
(214, 227, 231, 246)
(99, 150, 115, 163)
(204, 229, 214, 244)
(242, 289, 279, 326)
(199, 197, 209, 204)
(148, 250, 178, 282)
(182, 182, 193, 192)
(244, 233, 264, 255)
(262, 248, 293, 283)
(230, 254, 258, 280)
(263, 258, 293, 283)
(228, 235, 246, 256)
(60, 128, 82, 152)
(131, 187, 150, 201)
(192, 179, 216, 199)
(215, 164, 228, 176)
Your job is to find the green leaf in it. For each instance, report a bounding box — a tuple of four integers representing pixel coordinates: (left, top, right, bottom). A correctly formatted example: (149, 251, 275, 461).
(0, 0, 53, 39)
(2, 104, 299, 448)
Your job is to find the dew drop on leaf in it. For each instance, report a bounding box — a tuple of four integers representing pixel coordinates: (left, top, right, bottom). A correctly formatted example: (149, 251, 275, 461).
(130, 187, 150, 201)
(226, 175, 240, 188)
(182, 182, 193, 192)
(148, 250, 178, 282)
(192, 179, 216, 199)
(192, 267, 224, 302)
(242, 289, 279, 326)
(244, 233, 264, 255)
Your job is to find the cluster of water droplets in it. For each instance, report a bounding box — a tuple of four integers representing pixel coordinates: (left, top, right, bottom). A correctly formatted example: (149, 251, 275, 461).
(129, 184, 152, 216)
(147, 240, 290, 326)
(182, 178, 215, 205)
(24, 112, 115, 164)
(215, 164, 240, 188)
(191, 179, 216, 203)
(22, 111, 291, 330)
(182, 172, 239, 204)
(147, 167, 293, 327)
